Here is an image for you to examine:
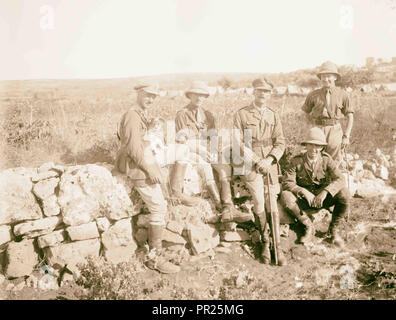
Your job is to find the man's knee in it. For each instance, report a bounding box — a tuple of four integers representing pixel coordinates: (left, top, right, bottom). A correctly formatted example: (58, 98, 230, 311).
(280, 190, 297, 209)
(334, 187, 350, 204)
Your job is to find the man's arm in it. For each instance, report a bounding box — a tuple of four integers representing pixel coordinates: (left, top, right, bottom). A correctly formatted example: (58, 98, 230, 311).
(323, 155, 345, 197)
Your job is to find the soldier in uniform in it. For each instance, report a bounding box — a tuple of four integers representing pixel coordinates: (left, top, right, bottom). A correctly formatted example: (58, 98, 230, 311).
(301, 61, 354, 167)
(280, 127, 349, 247)
(233, 78, 287, 266)
(175, 81, 252, 223)
(114, 84, 180, 274)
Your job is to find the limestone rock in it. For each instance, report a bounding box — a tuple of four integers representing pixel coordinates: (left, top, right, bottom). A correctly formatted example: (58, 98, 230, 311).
(134, 228, 148, 246)
(44, 239, 101, 271)
(166, 220, 184, 235)
(162, 229, 187, 245)
(5, 239, 38, 277)
(66, 222, 99, 241)
(101, 218, 135, 249)
(32, 171, 59, 183)
(356, 178, 396, 198)
(58, 164, 134, 226)
(0, 225, 12, 246)
(103, 244, 137, 264)
(0, 170, 42, 225)
(37, 230, 66, 248)
(13, 216, 62, 237)
(42, 195, 61, 217)
(32, 178, 59, 201)
(186, 223, 219, 255)
(220, 229, 250, 242)
(96, 217, 111, 232)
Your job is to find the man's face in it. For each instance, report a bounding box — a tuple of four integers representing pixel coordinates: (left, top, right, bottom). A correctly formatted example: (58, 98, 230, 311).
(137, 90, 157, 110)
(254, 89, 271, 105)
(305, 143, 323, 159)
(188, 93, 208, 107)
(320, 73, 337, 88)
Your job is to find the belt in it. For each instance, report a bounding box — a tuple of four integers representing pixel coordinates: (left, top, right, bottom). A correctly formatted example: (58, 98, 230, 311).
(252, 139, 272, 148)
(314, 118, 339, 126)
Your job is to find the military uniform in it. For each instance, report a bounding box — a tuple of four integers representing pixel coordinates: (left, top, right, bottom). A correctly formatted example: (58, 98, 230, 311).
(280, 129, 350, 245)
(115, 106, 167, 226)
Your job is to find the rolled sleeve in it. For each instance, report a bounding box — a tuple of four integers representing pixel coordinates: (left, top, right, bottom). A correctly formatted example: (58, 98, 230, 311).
(341, 91, 354, 115)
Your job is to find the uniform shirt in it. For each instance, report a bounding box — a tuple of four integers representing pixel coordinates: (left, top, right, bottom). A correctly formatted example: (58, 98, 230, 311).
(115, 106, 162, 182)
(282, 152, 345, 197)
(301, 86, 353, 120)
(175, 104, 216, 140)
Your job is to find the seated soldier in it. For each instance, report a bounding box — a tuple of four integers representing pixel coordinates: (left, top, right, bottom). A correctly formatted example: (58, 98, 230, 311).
(280, 127, 350, 247)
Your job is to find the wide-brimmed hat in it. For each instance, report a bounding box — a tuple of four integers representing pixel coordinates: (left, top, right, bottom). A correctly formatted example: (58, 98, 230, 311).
(185, 81, 210, 98)
(134, 83, 159, 96)
(252, 78, 273, 91)
(317, 61, 341, 81)
(301, 127, 328, 146)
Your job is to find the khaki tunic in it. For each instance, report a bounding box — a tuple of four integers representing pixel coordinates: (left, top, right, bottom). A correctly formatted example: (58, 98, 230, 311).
(233, 103, 285, 186)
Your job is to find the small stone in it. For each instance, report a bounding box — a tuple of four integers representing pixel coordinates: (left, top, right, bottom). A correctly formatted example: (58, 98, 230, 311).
(13, 216, 62, 237)
(162, 229, 187, 245)
(0, 225, 12, 246)
(134, 228, 148, 246)
(37, 230, 66, 248)
(32, 171, 59, 183)
(42, 195, 61, 217)
(96, 217, 111, 232)
(32, 178, 60, 200)
(185, 224, 219, 255)
(220, 229, 250, 242)
(66, 222, 99, 241)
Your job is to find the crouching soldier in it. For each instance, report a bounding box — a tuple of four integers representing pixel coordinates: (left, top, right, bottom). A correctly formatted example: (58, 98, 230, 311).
(114, 83, 180, 274)
(280, 127, 350, 247)
(233, 78, 287, 266)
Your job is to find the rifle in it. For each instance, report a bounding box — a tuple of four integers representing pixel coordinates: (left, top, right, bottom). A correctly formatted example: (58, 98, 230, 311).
(265, 172, 281, 266)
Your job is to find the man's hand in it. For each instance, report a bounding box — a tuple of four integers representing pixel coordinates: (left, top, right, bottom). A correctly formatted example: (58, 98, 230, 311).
(341, 135, 350, 149)
(256, 157, 273, 174)
(297, 189, 315, 207)
(312, 190, 328, 208)
(148, 170, 163, 185)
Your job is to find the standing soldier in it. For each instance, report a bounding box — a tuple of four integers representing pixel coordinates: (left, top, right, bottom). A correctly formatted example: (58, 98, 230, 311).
(233, 78, 287, 266)
(174, 81, 252, 223)
(114, 84, 180, 274)
(280, 127, 349, 247)
(301, 61, 354, 166)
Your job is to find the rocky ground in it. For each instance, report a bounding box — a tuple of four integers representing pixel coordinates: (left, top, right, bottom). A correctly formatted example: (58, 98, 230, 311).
(1, 194, 395, 300)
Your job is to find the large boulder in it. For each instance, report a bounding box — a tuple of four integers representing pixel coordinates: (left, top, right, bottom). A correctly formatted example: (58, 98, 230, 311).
(37, 230, 66, 248)
(44, 239, 101, 272)
(0, 170, 42, 225)
(32, 177, 59, 200)
(5, 239, 38, 277)
(57, 164, 134, 226)
(66, 222, 100, 241)
(13, 216, 62, 238)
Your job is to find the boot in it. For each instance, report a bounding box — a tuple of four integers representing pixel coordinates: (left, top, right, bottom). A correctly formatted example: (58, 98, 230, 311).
(328, 221, 345, 247)
(220, 179, 252, 223)
(256, 212, 271, 264)
(170, 162, 200, 207)
(145, 225, 181, 274)
(206, 181, 222, 212)
(276, 247, 288, 266)
(298, 212, 315, 244)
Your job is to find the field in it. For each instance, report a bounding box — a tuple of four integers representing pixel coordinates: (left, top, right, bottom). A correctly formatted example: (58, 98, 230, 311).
(0, 77, 396, 300)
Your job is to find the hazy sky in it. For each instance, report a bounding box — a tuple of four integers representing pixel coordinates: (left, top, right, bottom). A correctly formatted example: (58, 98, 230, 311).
(1, 0, 396, 80)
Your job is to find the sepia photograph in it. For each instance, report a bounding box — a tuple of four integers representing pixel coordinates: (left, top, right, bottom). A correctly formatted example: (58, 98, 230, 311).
(0, 0, 395, 305)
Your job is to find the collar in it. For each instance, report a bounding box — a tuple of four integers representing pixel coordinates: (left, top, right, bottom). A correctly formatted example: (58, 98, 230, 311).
(252, 101, 267, 112)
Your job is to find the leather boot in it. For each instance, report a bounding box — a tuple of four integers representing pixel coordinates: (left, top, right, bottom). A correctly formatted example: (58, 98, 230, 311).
(145, 225, 181, 274)
(170, 162, 200, 207)
(298, 212, 315, 244)
(256, 212, 271, 264)
(206, 181, 222, 212)
(220, 179, 252, 223)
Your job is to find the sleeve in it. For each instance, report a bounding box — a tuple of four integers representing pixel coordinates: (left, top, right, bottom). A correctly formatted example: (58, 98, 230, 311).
(341, 91, 354, 115)
(175, 111, 185, 133)
(122, 111, 160, 175)
(268, 112, 286, 162)
(323, 155, 346, 196)
(301, 92, 313, 114)
(282, 158, 307, 195)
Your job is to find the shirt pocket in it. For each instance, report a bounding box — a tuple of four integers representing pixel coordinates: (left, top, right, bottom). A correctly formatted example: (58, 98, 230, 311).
(244, 121, 258, 138)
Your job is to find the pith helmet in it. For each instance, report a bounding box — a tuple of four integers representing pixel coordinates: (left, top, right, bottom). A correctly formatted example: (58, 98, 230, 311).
(134, 83, 159, 96)
(185, 81, 210, 98)
(317, 61, 341, 81)
(301, 127, 328, 146)
(252, 78, 273, 91)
